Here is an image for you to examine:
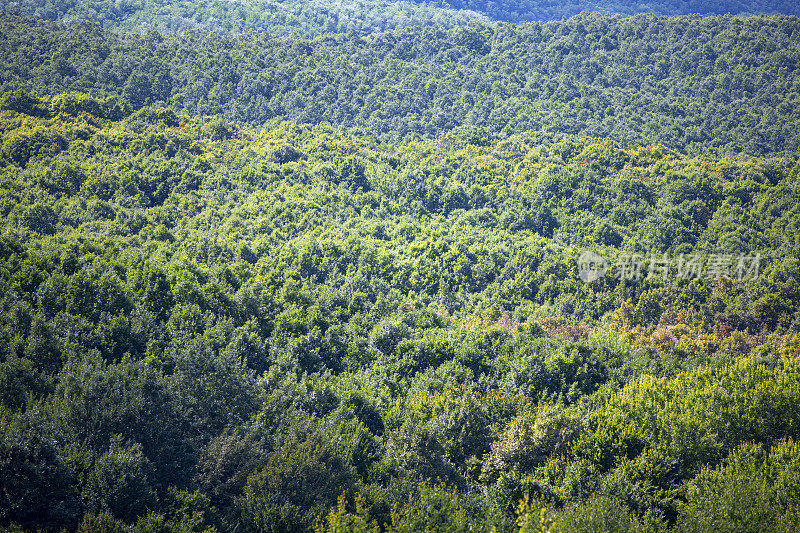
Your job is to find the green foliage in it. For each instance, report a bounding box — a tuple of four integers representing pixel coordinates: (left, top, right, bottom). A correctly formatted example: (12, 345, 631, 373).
(240, 426, 356, 533)
(0, 98, 797, 531)
(3, 0, 800, 38)
(3, 14, 800, 155)
(0, 409, 81, 530)
(677, 439, 800, 532)
(81, 436, 156, 523)
(518, 495, 666, 532)
(76, 513, 130, 533)
(430, 0, 800, 22)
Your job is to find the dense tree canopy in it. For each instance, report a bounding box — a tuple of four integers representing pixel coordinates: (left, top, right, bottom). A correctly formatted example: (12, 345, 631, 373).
(1, 0, 800, 528)
(0, 0, 489, 37)
(1, 13, 799, 155)
(2, 0, 799, 36)
(426, 0, 800, 23)
(0, 92, 798, 531)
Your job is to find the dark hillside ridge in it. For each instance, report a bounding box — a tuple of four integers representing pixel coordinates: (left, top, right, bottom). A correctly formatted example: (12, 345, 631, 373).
(2, 0, 799, 36)
(423, 0, 800, 23)
(1, 13, 799, 156)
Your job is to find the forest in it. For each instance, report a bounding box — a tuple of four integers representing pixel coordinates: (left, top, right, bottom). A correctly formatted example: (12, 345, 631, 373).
(424, 0, 800, 22)
(2, 14, 800, 156)
(1, 0, 800, 36)
(1, 2, 800, 532)
(0, 90, 798, 532)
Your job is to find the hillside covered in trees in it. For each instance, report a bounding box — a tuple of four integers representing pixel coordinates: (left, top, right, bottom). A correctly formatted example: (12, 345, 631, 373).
(1, 13, 800, 156)
(425, 0, 800, 22)
(2, 0, 800, 530)
(0, 0, 489, 37)
(0, 91, 799, 531)
(2, 0, 800, 36)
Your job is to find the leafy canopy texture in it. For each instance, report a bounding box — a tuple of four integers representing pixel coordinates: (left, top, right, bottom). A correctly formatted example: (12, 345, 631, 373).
(0, 91, 799, 531)
(2, 14, 800, 155)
